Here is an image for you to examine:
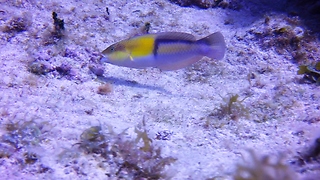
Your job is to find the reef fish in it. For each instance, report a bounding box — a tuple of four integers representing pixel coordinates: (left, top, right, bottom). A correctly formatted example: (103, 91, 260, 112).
(101, 32, 226, 71)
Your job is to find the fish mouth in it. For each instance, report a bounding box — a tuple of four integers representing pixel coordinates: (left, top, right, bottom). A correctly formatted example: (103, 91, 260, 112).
(100, 57, 109, 64)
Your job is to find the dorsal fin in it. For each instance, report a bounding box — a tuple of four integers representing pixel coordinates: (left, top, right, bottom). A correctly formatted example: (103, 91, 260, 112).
(154, 32, 196, 41)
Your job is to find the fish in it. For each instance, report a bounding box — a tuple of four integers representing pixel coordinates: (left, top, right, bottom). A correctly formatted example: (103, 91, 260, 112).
(101, 32, 226, 71)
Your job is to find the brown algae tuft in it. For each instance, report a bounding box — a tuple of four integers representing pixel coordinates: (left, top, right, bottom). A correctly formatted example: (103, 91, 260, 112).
(249, 17, 318, 64)
(0, 120, 52, 171)
(210, 94, 249, 122)
(51, 11, 65, 39)
(297, 61, 320, 85)
(76, 121, 176, 179)
(43, 12, 66, 45)
(3, 12, 31, 34)
(97, 83, 113, 95)
(3, 121, 44, 149)
(234, 150, 297, 180)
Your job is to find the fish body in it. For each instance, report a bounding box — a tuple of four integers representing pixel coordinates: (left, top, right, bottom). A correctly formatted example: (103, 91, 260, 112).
(101, 32, 226, 71)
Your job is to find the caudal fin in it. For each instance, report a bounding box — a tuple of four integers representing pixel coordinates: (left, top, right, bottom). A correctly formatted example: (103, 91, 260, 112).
(197, 32, 226, 60)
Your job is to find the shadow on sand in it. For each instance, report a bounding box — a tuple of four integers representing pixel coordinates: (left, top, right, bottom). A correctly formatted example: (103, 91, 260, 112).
(97, 76, 171, 94)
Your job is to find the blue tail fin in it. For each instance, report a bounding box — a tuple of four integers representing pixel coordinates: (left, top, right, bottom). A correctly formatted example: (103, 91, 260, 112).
(197, 32, 226, 60)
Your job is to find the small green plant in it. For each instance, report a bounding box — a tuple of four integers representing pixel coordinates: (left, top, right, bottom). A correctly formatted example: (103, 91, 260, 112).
(134, 119, 152, 151)
(77, 126, 108, 154)
(204, 94, 249, 128)
(76, 119, 177, 179)
(217, 94, 249, 120)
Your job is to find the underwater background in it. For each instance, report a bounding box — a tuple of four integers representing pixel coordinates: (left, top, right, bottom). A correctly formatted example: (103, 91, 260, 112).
(0, 0, 320, 179)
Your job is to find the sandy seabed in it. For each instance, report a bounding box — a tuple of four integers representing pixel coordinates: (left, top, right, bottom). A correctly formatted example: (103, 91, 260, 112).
(0, 0, 320, 179)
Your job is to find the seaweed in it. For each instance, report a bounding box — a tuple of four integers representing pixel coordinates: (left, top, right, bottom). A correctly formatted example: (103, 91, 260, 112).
(127, 122, 177, 178)
(0, 120, 52, 172)
(203, 94, 250, 128)
(234, 150, 297, 180)
(285, 0, 320, 35)
(2, 121, 45, 149)
(215, 94, 248, 121)
(77, 126, 108, 154)
(76, 120, 177, 179)
(249, 18, 318, 64)
(52, 12, 64, 34)
(297, 61, 320, 85)
(134, 119, 152, 152)
(43, 12, 65, 45)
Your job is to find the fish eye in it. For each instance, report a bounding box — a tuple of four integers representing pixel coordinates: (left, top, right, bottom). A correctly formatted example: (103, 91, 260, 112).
(108, 46, 115, 52)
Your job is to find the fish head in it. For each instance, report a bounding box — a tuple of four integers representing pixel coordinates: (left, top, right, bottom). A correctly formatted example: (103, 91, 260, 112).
(101, 41, 130, 63)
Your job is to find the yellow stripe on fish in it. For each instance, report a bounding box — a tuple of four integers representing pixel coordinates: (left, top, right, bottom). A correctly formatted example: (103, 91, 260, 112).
(101, 32, 226, 71)
(124, 35, 155, 58)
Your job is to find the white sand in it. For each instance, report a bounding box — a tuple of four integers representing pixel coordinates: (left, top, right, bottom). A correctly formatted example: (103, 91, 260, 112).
(0, 0, 319, 179)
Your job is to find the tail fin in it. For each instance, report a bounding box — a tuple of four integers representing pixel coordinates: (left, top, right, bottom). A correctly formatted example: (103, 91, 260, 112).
(197, 32, 226, 60)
